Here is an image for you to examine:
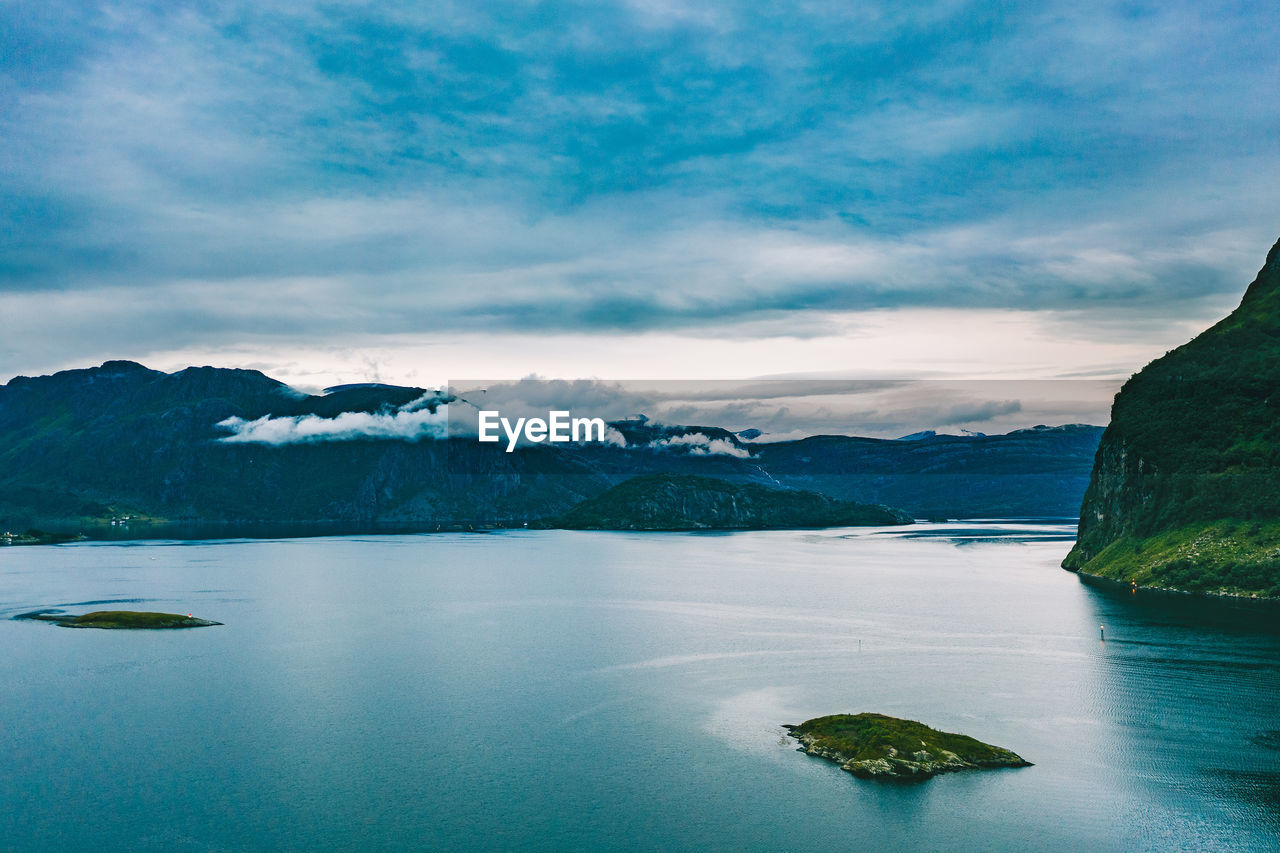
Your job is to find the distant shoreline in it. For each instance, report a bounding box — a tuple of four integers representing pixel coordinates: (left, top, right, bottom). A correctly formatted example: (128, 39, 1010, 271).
(3, 516, 1079, 545)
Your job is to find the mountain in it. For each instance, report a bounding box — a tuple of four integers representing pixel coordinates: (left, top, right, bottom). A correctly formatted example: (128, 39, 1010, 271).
(0, 361, 1103, 537)
(0, 361, 608, 531)
(749, 424, 1102, 518)
(1063, 238, 1280, 598)
(540, 474, 912, 530)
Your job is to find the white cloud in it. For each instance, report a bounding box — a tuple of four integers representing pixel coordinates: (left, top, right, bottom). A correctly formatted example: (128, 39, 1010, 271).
(2, 0, 1276, 387)
(217, 403, 449, 445)
(650, 433, 751, 458)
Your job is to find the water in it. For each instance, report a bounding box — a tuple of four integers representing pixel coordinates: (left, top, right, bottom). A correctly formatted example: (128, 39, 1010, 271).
(1, 524, 1277, 852)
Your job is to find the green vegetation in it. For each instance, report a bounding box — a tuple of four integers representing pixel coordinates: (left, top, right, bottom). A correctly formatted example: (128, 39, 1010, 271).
(63, 611, 219, 629)
(1066, 238, 1280, 597)
(541, 473, 912, 530)
(17, 610, 221, 629)
(1, 528, 86, 545)
(1075, 521, 1280, 597)
(785, 713, 1030, 780)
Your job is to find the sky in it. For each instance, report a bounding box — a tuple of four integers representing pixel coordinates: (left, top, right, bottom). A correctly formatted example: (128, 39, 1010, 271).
(2, 0, 1278, 424)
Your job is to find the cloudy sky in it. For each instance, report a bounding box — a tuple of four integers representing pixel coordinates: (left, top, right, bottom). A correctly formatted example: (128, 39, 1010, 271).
(2, 0, 1277, 400)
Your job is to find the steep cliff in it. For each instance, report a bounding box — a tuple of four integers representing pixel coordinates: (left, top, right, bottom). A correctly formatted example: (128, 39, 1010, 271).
(1063, 238, 1280, 597)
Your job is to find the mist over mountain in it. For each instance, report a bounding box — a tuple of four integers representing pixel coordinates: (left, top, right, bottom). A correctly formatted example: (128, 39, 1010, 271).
(0, 361, 1102, 536)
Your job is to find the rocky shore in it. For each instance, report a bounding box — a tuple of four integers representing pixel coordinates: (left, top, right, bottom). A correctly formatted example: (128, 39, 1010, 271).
(785, 713, 1031, 780)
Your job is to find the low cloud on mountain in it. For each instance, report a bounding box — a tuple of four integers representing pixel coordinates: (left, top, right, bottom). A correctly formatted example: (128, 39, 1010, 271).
(217, 407, 450, 445)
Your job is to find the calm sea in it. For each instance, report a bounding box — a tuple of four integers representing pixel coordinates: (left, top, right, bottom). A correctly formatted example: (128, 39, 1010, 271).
(2, 524, 1277, 851)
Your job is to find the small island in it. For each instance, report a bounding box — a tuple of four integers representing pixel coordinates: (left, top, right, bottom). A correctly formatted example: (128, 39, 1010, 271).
(785, 713, 1031, 780)
(16, 610, 222, 629)
(537, 473, 913, 531)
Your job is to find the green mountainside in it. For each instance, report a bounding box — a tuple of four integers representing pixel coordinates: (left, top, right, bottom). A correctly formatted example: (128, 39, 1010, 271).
(1063, 238, 1280, 597)
(541, 473, 912, 530)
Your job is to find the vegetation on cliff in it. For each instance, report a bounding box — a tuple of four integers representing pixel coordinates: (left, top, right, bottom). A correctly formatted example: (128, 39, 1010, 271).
(540, 474, 912, 530)
(1064, 237, 1280, 597)
(785, 713, 1031, 780)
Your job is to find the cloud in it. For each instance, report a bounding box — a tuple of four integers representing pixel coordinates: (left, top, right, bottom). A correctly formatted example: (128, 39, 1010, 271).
(649, 433, 751, 458)
(217, 394, 450, 444)
(434, 377, 1111, 439)
(934, 399, 1022, 426)
(1, 1, 1277, 378)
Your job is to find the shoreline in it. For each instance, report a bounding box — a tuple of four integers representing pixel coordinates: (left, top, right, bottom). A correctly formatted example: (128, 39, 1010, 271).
(1067, 566, 1280, 607)
(3, 516, 1069, 545)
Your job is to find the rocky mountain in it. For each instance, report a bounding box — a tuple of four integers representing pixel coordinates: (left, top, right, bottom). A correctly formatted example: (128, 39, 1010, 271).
(540, 473, 912, 530)
(0, 360, 1103, 537)
(1063, 238, 1280, 598)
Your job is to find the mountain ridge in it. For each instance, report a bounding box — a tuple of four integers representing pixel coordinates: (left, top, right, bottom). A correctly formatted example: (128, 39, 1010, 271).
(1, 361, 1103, 536)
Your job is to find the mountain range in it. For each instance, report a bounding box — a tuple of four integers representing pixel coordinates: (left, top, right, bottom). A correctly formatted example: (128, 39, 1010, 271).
(0, 361, 1102, 536)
